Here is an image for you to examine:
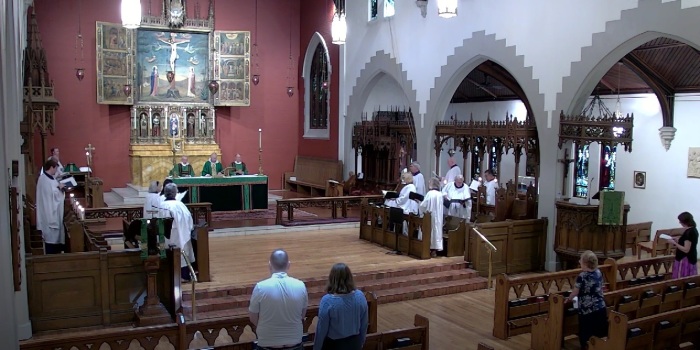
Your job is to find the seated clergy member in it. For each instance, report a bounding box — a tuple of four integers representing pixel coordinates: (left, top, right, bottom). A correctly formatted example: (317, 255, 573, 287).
(201, 152, 224, 177)
(230, 153, 248, 175)
(483, 168, 498, 205)
(160, 183, 195, 281)
(442, 174, 471, 221)
(171, 155, 194, 177)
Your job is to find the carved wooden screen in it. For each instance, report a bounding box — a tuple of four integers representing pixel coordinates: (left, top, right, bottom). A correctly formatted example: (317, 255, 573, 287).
(96, 22, 134, 105)
(213, 31, 251, 106)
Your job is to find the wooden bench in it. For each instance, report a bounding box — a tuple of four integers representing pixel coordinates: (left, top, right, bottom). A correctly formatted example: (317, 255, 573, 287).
(475, 181, 537, 222)
(626, 221, 652, 256)
(284, 156, 343, 196)
(588, 304, 700, 350)
(493, 255, 675, 339)
(532, 273, 700, 350)
(359, 203, 433, 259)
(637, 227, 685, 259)
(275, 195, 383, 225)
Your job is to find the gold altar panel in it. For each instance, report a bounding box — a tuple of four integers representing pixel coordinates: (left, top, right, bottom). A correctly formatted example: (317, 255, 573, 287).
(130, 144, 221, 187)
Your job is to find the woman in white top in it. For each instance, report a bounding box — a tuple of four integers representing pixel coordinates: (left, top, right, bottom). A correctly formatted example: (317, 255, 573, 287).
(143, 180, 163, 218)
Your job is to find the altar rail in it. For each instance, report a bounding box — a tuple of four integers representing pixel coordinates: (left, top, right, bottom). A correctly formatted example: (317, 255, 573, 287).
(26, 247, 181, 333)
(85, 202, 212, 226)
(493, 255, 675, 339)
(531, 273, 700, 350)
(20, 292, 382, 350)
(276, 195, 383, 225)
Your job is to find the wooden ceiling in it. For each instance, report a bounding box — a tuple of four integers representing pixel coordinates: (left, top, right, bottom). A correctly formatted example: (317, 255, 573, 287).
(450, 38, 700, 103)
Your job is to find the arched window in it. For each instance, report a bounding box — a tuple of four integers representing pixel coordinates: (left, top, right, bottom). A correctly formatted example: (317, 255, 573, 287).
(302, 33, 331, 139)
(574, 144, 590, 198)
(369, 0, 378, 20)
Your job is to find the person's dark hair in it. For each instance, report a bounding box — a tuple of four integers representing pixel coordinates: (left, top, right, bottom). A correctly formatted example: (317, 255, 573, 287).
(160, 178, 174, 196)
(270, 249, 289, 272)
(485, 168, 495, 177)
(678, 212, 696, 227)
(326, 263, 356, 294)
(43, 159, 58, 171)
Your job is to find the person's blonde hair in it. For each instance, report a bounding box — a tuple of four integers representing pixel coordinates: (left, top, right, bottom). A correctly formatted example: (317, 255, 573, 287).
(402, 172, 414, 184)
(580, 250, 598, 270)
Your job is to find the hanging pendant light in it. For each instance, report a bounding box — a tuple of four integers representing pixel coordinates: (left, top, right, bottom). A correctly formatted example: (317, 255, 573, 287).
(331, 13, 347, 45)
(437, 0, 458, 18)
(121, 0, 142, 29)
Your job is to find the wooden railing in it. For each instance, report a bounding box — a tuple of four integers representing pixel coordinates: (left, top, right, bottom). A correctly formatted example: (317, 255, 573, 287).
(531, 273, 700, 350)
(276, 195, 383, 225)
(21, 292, 383, 350)
(84, 202, 212, 227)
(493, 255, 675, 339)
(359, 203, 433, 259)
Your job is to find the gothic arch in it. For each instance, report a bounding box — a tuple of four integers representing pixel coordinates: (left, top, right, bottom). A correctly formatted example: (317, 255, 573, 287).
(302, 32, 331, 139)
(558, 0, 700, 123)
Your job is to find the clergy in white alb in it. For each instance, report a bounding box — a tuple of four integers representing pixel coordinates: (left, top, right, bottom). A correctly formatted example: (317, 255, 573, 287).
(442, 175, 471, 221)
(386, 172, 419, 236)
(143, 180, 165, 219)
(160, 183, 195, 280)
(484, 169, 498, 205)
(36, 159, 65, 254)
(419, 177, 444, 257)
(444, 157, 462, 185)
(409, 161, 425, 195)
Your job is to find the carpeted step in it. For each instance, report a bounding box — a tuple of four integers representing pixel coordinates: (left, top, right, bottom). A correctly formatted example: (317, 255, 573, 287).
(371, 277, 488, 304)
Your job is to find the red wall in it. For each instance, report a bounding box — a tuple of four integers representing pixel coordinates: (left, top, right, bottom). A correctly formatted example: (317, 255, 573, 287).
(297, 0, 340, 160)
(33, 0, 302, 190)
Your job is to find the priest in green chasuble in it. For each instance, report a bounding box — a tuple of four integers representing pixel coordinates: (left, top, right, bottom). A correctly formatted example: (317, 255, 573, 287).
(201, 152, 224, 176)
(230, 153, 248, 175)
(171, 155, 195, 177)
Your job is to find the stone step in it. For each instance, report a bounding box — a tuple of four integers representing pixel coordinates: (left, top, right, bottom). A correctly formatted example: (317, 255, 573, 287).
(183, 260, 470, 301)
(126, 183, 150, 197)
(184, 277, 488, 321)
(183, 269, 479, 313)
(110, 187, 145, 205)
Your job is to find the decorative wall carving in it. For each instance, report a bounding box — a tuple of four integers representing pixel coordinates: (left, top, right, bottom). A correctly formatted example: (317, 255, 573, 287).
(688, 147, 700, 178)
(558, 111, 634, 151)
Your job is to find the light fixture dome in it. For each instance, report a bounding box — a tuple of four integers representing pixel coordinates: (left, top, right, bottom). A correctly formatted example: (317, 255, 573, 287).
(121, 0, 142, 29)
(437, 0, 458, 18)
(331, 13, 347, 45)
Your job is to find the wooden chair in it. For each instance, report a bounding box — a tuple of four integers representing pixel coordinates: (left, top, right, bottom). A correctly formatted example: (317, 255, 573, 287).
(637, 227, 684, 259)
(625, 221, 652, 256)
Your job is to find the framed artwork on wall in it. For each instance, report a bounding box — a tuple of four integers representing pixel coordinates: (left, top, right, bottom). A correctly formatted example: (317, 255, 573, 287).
(213, 31, 251, 106)
(633, 171, 646, 189)
(688, 147, 700, 178)
(96, 22, 134, 105)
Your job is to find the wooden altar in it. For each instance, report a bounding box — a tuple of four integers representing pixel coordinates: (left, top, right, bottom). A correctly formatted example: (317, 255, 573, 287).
(554, 200, 629, 269)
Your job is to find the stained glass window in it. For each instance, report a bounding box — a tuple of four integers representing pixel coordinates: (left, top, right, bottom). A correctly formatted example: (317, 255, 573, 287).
(370, 0, 378, 20)
(574, 144, 590, 198)
(489, 138, 501, 172)
(384, 0, 395, 17)
(309, 44, 328, 129)
(599, 145, 617, 190)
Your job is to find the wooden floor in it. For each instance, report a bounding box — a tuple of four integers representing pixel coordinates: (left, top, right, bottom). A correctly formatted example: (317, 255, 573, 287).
(204, 227, 532, 350)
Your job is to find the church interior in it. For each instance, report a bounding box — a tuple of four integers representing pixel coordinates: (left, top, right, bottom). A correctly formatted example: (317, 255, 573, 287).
(2, 0, 700, 349)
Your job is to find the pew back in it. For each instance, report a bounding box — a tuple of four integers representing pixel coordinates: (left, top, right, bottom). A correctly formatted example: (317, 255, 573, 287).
(637, 227, 685, 259)
(626, 221, 652, 256)
(284, 156, 343, 196)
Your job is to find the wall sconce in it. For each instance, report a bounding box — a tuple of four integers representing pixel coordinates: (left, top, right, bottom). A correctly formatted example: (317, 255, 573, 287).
(120, 0, 142, 29)
(331, 12, 347, 45)
(252, 74, 260, 85)
(76, 68, 85, 81)
(166, 71, 175, 83)
(123, 84, 132, 97)
(208, 80, 219, 95)
(437, 0, 458, 18)
(416, 0, 428, 18)
(287, 87, 294, 97)
(322, 81, 329, 90)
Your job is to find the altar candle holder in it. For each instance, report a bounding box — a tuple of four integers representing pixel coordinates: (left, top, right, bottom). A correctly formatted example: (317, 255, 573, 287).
(79, 207, 85, 221)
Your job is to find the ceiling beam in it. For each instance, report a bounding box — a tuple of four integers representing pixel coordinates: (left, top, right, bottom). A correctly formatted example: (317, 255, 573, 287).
(598, 77, 617, 92)
(633, 42, 688, 52)
(622, 53, 675, 126)
(465, 77, 498, 99)
(477, 62, 535, 119)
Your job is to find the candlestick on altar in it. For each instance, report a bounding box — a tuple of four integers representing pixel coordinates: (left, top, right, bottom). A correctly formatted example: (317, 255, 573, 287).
(258, 128, 264, 175)
(84, 143, 96, 177)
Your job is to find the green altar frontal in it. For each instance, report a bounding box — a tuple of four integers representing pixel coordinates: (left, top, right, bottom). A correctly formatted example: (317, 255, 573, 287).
(172, 175, 268, 211)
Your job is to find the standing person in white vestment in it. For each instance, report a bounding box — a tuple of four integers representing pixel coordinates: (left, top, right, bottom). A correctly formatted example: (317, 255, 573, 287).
(160, 183, 195, 281)
(443, 157, 462, 185)
(409, 162, 425, 195)
(483, 169, 498, 205)
(143, 180, 164, 219)
(385, 172, 419, 236)
(36, 159, 66, 254)
(419, 177, 444, 258)
(442, 175, 471, 221)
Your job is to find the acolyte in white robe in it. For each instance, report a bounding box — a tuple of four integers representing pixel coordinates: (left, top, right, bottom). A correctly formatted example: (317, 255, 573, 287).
(160, 199, 195, 266)
(143, 193, 165, 219)
(485, 180, 498, 205)
(442, 181, 471, 221)
(386, 184, 418, 236)
(412, 172, 426, 195)
(444, 165, 462, 185)
(419, 189, 444, 251)
(36, 171, 65, 244)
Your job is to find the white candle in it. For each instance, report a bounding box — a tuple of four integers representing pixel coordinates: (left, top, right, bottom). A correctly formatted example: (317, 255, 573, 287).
(258, 128, 262, 149)
(79, 208, 85, 220)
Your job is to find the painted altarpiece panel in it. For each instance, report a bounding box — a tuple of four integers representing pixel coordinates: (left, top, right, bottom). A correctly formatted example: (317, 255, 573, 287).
(96, 22, 134, 105)
(213, 31, 251, 106)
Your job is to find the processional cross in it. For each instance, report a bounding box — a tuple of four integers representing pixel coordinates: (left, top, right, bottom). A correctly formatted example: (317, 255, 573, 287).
(85, 143, 95, 175)
(558, 148, 575, 196)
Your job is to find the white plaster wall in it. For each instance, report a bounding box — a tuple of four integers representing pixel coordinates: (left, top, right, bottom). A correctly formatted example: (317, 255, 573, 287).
(361, 73, 410, 116)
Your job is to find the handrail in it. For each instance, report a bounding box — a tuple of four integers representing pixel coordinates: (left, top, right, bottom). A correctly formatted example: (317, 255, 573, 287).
(182, 252, 197, 321)
(472, 227, 497, 252)
(473, 227, 497, 289)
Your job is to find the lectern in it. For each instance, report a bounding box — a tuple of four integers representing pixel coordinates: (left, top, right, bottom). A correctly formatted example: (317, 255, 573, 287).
(554, 200, 629, 269)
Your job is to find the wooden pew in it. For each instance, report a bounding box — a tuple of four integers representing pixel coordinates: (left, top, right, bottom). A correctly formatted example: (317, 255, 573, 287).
(475, 181, 537, 222)
(637, 227, 685, 259)
(626, 221, 652, 256)
(493, 255, 675, 339)
(275, 194, 383, 225)
(588, 304, 700, 350)
(359, 203, 432, 259)
(284, 156, 343, 196)
(532, 273, 700, 350)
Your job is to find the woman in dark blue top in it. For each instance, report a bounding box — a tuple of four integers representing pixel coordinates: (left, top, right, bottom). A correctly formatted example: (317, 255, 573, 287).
(669, 212, 698, 278)
(313, 263, 368, 350)
(565, 250, 607, 350)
